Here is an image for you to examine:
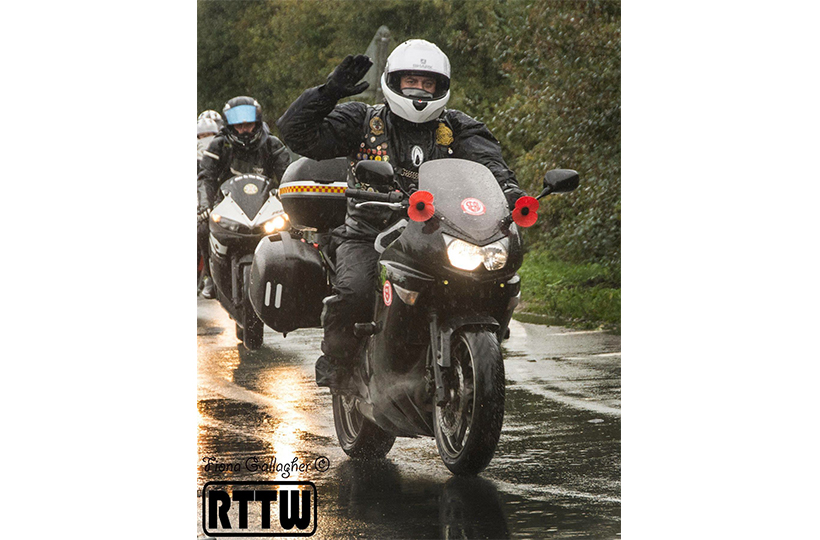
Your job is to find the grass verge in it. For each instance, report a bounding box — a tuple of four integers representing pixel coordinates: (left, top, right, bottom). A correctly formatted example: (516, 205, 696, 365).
(514, 250, 620, 332)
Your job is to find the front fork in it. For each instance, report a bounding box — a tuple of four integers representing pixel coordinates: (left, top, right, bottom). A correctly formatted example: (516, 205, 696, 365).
(426, 274, 519, 405)
(428, 311, 501, 406)
(231, 254, 254, 308)
(428, 312, 448, 406)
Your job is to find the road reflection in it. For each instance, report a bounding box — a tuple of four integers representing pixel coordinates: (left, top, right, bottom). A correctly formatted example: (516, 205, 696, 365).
(198, 300, 620, 538)
(327, 459, 509, 539)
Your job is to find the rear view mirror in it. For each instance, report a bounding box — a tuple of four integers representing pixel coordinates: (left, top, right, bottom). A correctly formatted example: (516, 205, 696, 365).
(536, 169, 579, 199)
(355, 160, 395, 187)
(543, 169, 579, 193)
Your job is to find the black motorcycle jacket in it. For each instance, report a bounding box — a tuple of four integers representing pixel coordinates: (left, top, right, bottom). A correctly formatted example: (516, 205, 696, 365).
(276, 84, 525, 240)
(197, 124, 291, 211)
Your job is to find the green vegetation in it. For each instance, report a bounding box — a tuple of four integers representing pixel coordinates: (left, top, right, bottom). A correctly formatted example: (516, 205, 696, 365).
(516, 249, 620, 331)
(198, 0, 620, 330)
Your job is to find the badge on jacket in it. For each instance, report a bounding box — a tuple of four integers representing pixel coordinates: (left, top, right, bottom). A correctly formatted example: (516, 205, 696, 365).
(411, 145, 424, 167)
(436, 123, 454, 146)
(369, 116, 384, 136)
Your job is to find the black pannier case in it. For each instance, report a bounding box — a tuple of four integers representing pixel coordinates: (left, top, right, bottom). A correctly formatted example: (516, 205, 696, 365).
(249, 231, 329, 334)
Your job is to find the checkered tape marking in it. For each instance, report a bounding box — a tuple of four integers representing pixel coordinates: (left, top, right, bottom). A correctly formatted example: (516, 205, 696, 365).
(279, 183, 347, 195)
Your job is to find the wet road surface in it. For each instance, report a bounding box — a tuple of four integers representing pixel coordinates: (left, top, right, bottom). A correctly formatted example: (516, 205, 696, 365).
(197, 296, 621, 539)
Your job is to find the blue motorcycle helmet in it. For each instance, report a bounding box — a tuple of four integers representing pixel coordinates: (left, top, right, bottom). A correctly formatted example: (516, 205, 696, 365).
(223, 96, 266, 150)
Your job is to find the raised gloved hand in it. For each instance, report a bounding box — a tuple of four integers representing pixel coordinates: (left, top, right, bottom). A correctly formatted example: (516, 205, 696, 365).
(325, 54, 373, 100)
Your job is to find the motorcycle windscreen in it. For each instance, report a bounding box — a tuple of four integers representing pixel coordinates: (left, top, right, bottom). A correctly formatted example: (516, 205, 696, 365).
(418, 159, 508, 245)
(218, 174, 274, 220)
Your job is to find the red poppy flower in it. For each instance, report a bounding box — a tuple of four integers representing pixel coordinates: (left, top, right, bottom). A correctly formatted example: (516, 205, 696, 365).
(408, 190, 435, 222)
(512, 196, 539, 228)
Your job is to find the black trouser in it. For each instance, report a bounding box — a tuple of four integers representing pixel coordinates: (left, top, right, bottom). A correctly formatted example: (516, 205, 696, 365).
(320, 239, 381, 364)
(197, 221, 211, 279)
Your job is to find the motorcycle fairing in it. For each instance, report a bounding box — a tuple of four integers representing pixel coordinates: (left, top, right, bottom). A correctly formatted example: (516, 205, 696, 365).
(217, 174, 278, 224)
(418, 159, 508, 246)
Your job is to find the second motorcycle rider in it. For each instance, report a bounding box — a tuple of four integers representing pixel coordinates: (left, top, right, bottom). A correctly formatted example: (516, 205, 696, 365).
(198, 96, 292, 298)
(276, 39, 526, 390)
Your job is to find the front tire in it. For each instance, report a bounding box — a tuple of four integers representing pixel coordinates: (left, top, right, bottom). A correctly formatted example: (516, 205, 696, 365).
(240, 264, 264, 350)
(241, 301, 264, 350)
(434, 329, 505, 475)
(332, 394, 396, 459)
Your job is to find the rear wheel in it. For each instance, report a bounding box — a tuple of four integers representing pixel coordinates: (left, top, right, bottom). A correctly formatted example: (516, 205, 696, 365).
(434, 329, 505, 475)
(332, 394, 396, 459)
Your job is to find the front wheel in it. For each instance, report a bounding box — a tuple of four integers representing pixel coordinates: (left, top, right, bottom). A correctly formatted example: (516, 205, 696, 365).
(241, 301, 264, 350)
(240, 264, 264, 350)
(434, 329, 505, 475)
(332, 394, 396, 459)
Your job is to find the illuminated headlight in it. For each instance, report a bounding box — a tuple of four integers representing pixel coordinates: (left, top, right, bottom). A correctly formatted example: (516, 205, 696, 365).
(446, 238, 484, 271)
(444, 235, 508, 271)
(481, 241, 508, 270)
(263, 214, 289, 234)
(212, 213, 244, 232)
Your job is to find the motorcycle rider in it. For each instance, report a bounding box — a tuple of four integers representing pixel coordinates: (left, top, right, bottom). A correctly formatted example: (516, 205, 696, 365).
(276, 39, 525, 390)
(197, 110, 223, 296)
(197, 110, 223, 173)
(198, 97, 292, 299)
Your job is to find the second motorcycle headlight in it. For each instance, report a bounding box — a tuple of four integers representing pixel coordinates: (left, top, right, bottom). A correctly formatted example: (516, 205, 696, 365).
(444, 235, 508, 271)
(263, 214, 288, 234)
(211, 213, 245, 233)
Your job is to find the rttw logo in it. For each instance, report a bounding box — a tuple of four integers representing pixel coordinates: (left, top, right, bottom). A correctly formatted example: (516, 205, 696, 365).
(202, 481, 317, 537)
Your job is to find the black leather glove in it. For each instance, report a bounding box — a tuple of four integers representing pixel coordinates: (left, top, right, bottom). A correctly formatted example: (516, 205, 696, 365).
(197, 207, 211, 225)
(503, 187, 526, 211)
(325, 54, 373, 100)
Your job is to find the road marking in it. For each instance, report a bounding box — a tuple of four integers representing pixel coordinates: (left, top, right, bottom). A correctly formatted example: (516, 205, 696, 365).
(565, 352, 621, 359)
(551, 329, 608, 336)
(490, 479, 621, 505)
(563, 352, 621, 360)
(514, 382, 621, 417)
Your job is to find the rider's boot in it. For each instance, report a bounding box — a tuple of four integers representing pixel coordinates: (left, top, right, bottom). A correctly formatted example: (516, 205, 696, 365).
(315, 355, 355, 393)
(201, 277, 215, 299)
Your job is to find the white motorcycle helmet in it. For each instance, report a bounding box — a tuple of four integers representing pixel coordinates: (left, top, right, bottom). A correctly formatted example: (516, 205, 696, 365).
(198, 109, 224, 130)
(381, 39, 451, 124)
(197, 117, 220, 137)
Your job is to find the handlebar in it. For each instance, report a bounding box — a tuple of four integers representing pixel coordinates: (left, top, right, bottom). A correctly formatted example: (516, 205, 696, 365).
(345, 188, 405, 203)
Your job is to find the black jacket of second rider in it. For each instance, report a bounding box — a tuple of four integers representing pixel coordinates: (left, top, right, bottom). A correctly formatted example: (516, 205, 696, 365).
(276, 85, 525, 240)
(197, 124, 291, 211)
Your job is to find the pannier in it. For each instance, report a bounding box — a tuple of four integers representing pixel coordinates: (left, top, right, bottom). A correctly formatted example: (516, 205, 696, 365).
(249, 231, 330, 334)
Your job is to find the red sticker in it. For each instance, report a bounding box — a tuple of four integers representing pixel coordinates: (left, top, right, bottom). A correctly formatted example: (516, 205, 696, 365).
(383, 280, 393, 306)
(461, 198, 486, 216)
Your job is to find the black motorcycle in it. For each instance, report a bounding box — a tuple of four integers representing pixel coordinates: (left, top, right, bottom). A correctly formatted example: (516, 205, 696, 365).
(208, 173, 291, 349)
(250, 157, 578, 475)
(330, 159, 577, 475)
(248, 157, 348, 336)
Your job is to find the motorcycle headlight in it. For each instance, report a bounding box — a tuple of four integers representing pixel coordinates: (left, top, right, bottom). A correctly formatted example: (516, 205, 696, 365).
(211, 213, 245, 233)
(446, 238, 484, 271)
(262, 214, 289, 234)
(481, 240, 508, 271)
(444, 235, 508, 272)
